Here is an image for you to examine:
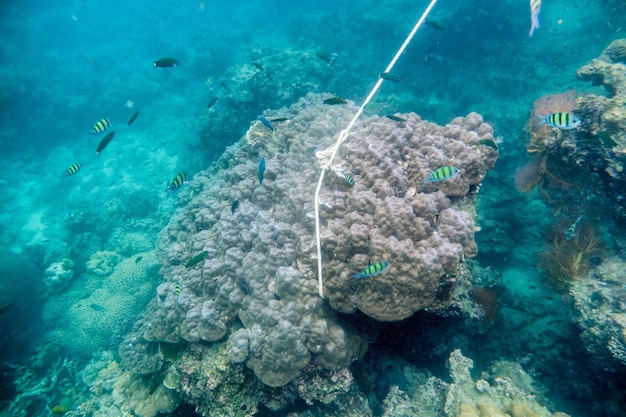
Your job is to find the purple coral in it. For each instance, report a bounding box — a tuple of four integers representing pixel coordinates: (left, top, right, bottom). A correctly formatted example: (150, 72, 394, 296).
(119, 94, 496, 389)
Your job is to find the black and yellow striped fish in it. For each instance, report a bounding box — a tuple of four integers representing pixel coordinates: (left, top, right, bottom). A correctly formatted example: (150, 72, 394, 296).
(353, 261, 390, 280)
(421, 165, 460, 185)
(343, 173, 354, 186)
(64, 163, 81, 176)
(166, 171, 187, 193)
(536, 112, 581, 130)
(175, 281, 181, 299)
(90, 118, 111, 135)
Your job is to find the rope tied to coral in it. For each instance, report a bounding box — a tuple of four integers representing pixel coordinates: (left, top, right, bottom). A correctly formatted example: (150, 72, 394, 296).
(313, 0, 439, 298)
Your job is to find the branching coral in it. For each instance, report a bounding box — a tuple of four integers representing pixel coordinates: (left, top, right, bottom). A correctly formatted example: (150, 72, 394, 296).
(538, 220, 604, 290)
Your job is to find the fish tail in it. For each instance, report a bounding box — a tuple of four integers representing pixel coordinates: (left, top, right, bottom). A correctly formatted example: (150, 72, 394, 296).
(529, 15, 540, 37)
(529, 0, 541, 37)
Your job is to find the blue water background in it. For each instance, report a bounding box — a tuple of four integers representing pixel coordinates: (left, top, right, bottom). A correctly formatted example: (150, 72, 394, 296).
(0, 0, 624, 415)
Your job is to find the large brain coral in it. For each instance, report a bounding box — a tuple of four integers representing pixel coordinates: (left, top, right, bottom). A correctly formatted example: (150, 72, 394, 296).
(122, 94, 496, 388)
(320, 112, 497, 321)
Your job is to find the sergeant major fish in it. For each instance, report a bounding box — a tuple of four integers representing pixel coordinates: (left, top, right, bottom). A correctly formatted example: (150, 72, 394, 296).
(89, 118, 111, 135)
(535, 112, 581, 130)
(166, 171, 188, 193)
(353, 261, 390, 279)
(565, 215, 584, 240)
(422, 166, 460, 185)
(64, 163, 81, 176)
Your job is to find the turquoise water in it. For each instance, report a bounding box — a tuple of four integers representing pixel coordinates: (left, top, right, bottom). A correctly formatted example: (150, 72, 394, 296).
(1, 0, 625, 416)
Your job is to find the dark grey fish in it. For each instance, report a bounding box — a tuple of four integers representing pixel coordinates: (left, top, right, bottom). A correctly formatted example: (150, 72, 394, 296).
(207, 97, 218, 109)
(186, 251, 209, 268)
(385, 114, 406, 122)
(315, 51, 332, 63)
(379, 72, 401, 81)
(135, 256, 143, 264)
(153, 57, 179, 68)
(231, 200, 240, 214)
(90, 303, 105, 312)
(128, 111, 139, 126)
(96, 131, 115, 155)
(479, 138, 498, 150)
(324, 97, 347, 105)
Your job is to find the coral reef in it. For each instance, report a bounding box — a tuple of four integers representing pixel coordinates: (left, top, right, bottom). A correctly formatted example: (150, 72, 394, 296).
(119, 94, 496, 399)
(85, 250, 122, 277)
(321, 111, 497, 321)
(538, 219, 604, 291)
(378, 349, 568, 417)
(526, 90, 579, 156)
(42, 251, 160, 357)
(111, 369, 180, 417)
(44, 258, 74, 294)
(523, 39, 626, 223)
(70, 353, 180, 417)
(570, 253, 626, 370)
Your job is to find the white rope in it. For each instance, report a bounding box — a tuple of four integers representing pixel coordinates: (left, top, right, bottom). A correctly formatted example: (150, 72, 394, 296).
(314, 0, 438, 298)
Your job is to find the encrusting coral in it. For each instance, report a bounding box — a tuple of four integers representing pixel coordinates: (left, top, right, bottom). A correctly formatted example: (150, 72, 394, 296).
(120, 94, 497, 391)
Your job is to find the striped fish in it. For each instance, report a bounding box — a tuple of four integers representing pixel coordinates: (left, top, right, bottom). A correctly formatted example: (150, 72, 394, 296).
(353, 261, 390, 280)
(529, 0, 541, 37)
(536, 112, 581, 130)
(343, 173, 354, 186)
(64, 163, 81, 176)
(166, 171, 188, 193)
(422, 166, 460, 185)
(90, 118, 111, 135)
(175, 281, 181, 299)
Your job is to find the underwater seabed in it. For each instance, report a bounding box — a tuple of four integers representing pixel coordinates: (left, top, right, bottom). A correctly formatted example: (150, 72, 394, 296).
(4, 98, 624, 417)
